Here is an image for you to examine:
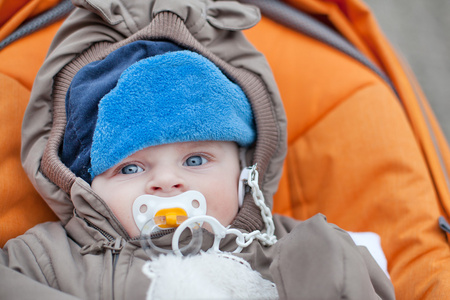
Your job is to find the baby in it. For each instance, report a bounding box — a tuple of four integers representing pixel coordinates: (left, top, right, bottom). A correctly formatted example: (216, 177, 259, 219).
(1, 38, 394, 299)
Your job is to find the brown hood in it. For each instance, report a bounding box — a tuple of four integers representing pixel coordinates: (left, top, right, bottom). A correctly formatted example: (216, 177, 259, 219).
(22, 0, 287, 238)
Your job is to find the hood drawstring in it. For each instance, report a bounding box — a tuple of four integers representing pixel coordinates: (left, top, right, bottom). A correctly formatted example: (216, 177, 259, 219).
(80, 236, 124, 255)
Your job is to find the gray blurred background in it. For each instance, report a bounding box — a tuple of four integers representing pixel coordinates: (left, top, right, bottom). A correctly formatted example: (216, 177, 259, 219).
(364, 0, 450, 140)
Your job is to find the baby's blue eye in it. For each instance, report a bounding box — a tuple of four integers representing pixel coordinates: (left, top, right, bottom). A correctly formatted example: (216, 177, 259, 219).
(184, 156, 207, 167)
(120, 164, 143, 174)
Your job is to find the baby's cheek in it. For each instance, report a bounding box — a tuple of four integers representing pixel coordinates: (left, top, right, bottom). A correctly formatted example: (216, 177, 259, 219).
(123, 215, 141, 237)
(214, 199, 239, 226)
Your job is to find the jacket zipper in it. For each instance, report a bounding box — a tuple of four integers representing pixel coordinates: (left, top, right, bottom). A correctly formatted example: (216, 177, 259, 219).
(130, 227, 176, 242)
(83, 218, 123, 299)
(83, 217, 116, 241)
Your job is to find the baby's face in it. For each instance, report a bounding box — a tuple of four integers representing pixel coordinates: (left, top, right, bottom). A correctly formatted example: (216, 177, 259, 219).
(91, 141, 241, 237)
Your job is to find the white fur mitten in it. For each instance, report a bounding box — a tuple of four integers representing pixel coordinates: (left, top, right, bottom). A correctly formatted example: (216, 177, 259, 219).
(142, 251, 278, 299)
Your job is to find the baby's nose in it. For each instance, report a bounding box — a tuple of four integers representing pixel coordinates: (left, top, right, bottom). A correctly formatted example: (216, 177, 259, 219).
(145, 171, 186, 195)
(150, 183, 183, 192)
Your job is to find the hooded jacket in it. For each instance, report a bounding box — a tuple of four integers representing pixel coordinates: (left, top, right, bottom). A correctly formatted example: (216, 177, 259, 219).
(1, 0, 394, 299)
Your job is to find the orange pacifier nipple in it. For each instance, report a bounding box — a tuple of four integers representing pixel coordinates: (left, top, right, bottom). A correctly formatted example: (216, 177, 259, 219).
(154, 208, 188, 228)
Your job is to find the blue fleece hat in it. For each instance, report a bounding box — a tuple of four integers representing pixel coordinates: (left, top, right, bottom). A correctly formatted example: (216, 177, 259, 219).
(60, 41, 255, 182)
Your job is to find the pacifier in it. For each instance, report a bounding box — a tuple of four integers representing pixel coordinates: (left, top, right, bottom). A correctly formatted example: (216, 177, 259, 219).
(133, 191, 206, 256)
(133, 190, 207, 233)
(133, 190, 246, 257)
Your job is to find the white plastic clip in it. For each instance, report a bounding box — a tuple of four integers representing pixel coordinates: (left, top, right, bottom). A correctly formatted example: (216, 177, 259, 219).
(172, 215, 245, 255)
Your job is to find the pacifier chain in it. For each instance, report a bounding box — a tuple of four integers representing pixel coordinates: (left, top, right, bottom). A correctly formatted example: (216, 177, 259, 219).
(237, 164, 277, 248)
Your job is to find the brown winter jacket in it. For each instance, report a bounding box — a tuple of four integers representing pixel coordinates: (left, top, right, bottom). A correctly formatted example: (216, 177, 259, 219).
(0, 0, 394, 299)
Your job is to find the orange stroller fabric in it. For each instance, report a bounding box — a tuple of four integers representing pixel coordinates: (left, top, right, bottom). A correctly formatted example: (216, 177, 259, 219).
(0, 0, 59, 246)
(2, 0, 450, 298)
(244, 0, 450, 298)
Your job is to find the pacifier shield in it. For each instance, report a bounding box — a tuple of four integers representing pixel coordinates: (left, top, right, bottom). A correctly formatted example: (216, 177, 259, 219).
(132, 191, 207, 232)
(133, 191, 207, 257)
